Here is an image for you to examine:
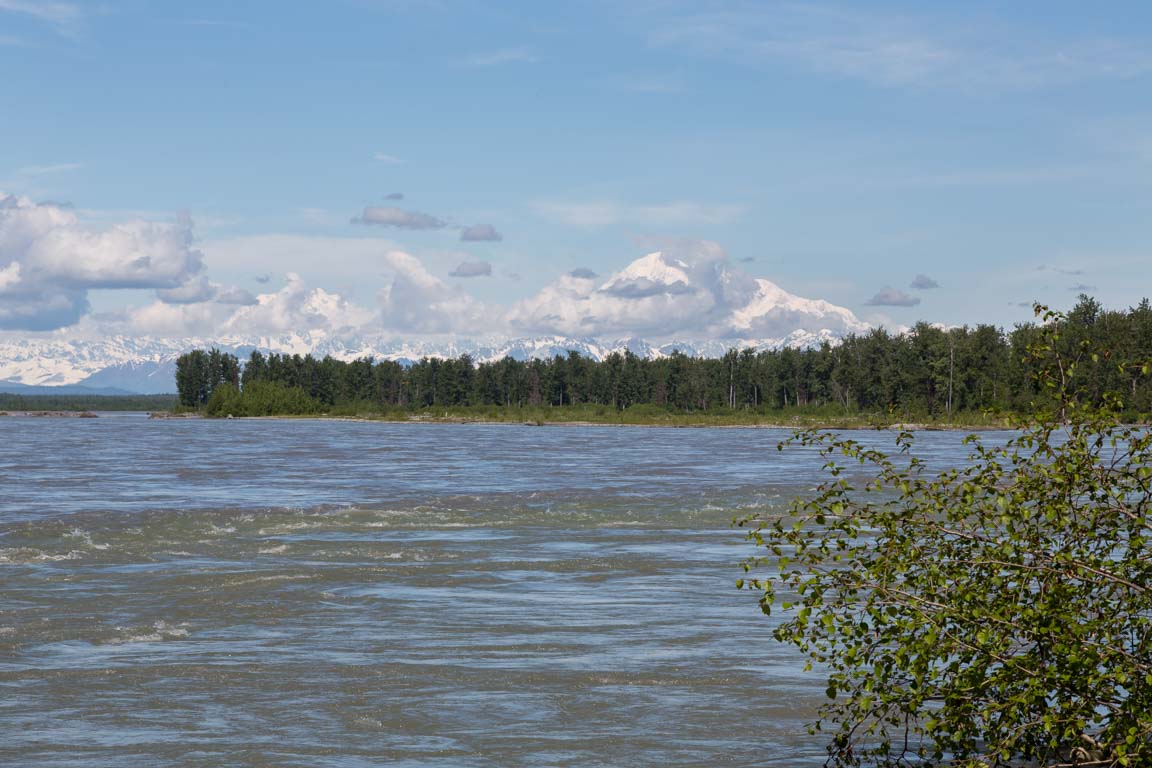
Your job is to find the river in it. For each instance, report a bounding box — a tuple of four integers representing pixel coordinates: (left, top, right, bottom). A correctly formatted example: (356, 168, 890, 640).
(0, 414, 1008, 767)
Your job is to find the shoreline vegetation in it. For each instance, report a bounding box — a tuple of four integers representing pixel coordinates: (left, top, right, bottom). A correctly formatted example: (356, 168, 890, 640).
(0, 394, 177, 413)
(154, 404, 1016, 430)
(173, 297, 1152, 427)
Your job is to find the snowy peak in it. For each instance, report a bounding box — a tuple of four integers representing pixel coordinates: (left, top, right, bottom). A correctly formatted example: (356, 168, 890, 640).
(1, 328, 866, 394)
(598, 252, 695, 299)
(588, 249, 867, 339)
(0, 253, 871, 393)
(728, 278, 870, 336)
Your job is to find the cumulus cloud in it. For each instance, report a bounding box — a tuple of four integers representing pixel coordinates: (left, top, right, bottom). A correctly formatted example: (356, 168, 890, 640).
(508, 239, 866, 339)
(0, 194, 871, 344)
(449, 260, 493, 278)
(0, 194, 205, 330)
(508, 244, 719, 337)
(378, 251, 498, 334)
(125, 299, 239, 338)
(384, 192, 404, 200)
(599, 273, 694, 299)
(910, 273, 939, 289)
(155, 276, 217, 304)
(216, 285, 258, 305)
(352, 206, 448, 230)
(866, 287, 921, 307)
(223, 273, 375, 336)
(156, 276, 257, 305)
(0, 261, 20, 291)
(97, 273, 371, 339)
(459, 223, 503, 242)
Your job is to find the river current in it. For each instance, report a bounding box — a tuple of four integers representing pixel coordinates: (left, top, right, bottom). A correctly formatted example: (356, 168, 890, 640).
(0, 414, 1007, 767)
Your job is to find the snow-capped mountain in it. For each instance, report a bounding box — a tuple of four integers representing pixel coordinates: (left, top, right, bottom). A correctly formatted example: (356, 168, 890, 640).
(0, 251, 870, 393)
(508, 249, 870, 340)
(0, 328, 858, 394)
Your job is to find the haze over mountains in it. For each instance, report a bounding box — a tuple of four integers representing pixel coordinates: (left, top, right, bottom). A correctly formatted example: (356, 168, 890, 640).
(0, 250, 869, 394)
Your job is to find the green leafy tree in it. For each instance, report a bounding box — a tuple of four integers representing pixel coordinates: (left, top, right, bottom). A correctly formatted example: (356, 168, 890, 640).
(739, 306, 1152, 767)
(175, 348, 239, 408)
(175, 349, 209, 407)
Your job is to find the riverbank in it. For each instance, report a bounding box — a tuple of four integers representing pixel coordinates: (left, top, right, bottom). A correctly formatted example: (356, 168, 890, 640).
(0, 410, 100, 418)
(163, 405, 1016, 431)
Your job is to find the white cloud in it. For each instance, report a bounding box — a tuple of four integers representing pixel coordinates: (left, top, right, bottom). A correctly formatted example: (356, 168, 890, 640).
(378, 250, 499, 334)
(156, 275, 217, 304)
(15, 162, 82, 176)
(125, 298, 238, 338)
(0, 198, 864, 343)
(223, 273, 375, 336)
(0, 0, 82, 29)
(216, 284, 258, 305)
(509, 239, 865, 339)
(0, 194, 205, 330)
(0, 261, 21, 291)
(649, 4, 1152, 90)
(156, 275, 256, 305)
(93, 273, 371, 339)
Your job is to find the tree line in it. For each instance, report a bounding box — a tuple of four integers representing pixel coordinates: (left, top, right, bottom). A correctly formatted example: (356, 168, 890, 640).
(174, 296, 1152, 418)
(0, 393, 177, 412)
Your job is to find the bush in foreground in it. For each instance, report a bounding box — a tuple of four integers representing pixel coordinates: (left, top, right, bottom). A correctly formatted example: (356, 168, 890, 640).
(741, 309, 1152, 767)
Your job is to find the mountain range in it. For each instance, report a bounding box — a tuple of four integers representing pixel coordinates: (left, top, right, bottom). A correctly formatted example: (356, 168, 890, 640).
(0, 251, 871, 394)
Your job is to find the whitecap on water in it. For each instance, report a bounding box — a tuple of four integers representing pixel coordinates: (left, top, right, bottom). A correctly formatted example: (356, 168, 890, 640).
(105, 620, 190, 645)
(63, 527, 110, 550)
(0, 548, 84, 563)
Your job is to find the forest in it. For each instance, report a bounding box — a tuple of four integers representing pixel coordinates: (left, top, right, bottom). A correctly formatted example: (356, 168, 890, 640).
(174, 296, 1152, 420)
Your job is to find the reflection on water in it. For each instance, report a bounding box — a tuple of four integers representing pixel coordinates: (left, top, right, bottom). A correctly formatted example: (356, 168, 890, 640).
(0, 415, 1007, 766)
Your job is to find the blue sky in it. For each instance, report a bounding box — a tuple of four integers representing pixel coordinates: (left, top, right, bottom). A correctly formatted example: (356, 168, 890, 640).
(2, 0, 1151, 339)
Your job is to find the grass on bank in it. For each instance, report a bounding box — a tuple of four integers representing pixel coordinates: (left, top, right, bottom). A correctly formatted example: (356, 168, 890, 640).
(199, 381, 1016, 429)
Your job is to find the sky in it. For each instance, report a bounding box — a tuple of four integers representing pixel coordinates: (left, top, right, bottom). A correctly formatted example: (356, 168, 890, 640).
(2, 0, 1151, 341)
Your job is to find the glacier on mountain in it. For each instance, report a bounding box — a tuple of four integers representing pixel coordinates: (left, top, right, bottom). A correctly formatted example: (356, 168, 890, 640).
(0, 250, 870, 393)
(0, 329, 858, 393)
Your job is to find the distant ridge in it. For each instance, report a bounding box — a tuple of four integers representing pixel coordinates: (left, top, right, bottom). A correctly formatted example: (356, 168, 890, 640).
(0, 380, 138, 396)
(0, 330, 853, 395)
(0, 251, 870, 394)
